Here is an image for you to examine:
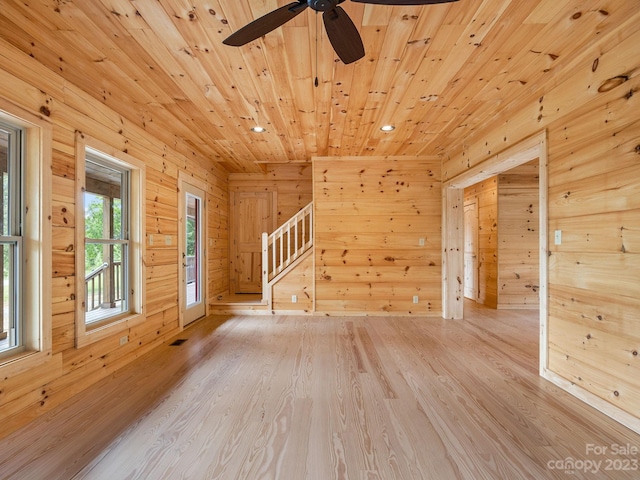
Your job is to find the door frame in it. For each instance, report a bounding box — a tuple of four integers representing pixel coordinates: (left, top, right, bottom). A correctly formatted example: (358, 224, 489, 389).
(442, 131, 548, 373)
(178, 173, 208, 329)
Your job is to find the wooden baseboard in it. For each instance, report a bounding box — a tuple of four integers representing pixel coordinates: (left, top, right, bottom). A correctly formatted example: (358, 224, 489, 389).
(542, 369, 640, 435)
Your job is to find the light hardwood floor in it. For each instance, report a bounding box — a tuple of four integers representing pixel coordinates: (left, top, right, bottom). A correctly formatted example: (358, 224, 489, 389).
(1, 302, 639, 479)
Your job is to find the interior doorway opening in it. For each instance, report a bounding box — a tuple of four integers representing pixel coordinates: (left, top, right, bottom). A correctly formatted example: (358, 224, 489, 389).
(462, 160, 540, 310)
(442, 131, 548, 373)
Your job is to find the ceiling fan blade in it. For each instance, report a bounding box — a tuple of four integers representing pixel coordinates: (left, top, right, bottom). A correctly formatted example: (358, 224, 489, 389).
(351, 0, 458, 5)
(323, 6, 365, 64)
(223, 1, 308, 46)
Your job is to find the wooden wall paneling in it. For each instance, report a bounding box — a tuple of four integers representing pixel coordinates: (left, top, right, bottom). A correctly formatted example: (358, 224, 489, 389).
(51, 276, 76, 317)
(0, 41, 230, 439)
(464, 177, 498, 308)
(0, 353, 63, 422)
(442, 12, 640, 180)
(229, 164, 313, 228)
(444, 22, 640, 429)
(497, 162, 540, 308)
(51, 312, 75, 353)
(314, 157, 441, 316)
(271, 252, 314, 312)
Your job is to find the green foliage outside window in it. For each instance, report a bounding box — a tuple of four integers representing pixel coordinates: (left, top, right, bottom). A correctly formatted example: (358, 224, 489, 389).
(85, 193, 122, 274)
(186, 216, 196, 257)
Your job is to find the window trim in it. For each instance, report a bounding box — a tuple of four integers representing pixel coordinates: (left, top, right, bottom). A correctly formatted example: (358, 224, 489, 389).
(0, 97, 52, 376)
(75, 132, 146, 348)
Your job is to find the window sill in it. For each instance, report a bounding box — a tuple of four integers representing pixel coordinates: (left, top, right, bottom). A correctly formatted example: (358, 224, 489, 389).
(76, 310, 145, 349)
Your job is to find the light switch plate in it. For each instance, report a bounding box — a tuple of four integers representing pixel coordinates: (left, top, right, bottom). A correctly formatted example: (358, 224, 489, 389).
(554, 230, 562, 245)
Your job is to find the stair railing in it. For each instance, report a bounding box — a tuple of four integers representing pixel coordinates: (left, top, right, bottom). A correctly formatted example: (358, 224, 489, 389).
(262, 202, 313, 302)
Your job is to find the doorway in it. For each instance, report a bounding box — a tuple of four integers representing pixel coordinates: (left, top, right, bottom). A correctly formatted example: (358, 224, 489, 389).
(442, 131, 548, 373)
(180, 179, 207, 326)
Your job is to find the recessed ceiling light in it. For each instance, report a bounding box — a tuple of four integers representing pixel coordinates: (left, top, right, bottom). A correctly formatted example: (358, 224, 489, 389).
(380, 125, 395, 132)
(251, 126, 266, 133)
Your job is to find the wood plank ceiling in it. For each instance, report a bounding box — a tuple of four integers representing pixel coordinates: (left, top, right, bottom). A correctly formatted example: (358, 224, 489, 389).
(0, 0, 626, 173)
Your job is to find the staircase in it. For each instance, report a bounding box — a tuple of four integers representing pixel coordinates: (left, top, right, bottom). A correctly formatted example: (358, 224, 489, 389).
(209, 203, 313, 314)
(261, 202, 313, 306)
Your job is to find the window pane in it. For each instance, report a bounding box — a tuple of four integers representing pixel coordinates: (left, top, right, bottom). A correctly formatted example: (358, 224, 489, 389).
(1, 242, 18, 352)
(0, 124, 21, 356)
(84, 154, 130, 326)
(1, 130, 8, 237)
(84, 192, 105, 241)
(85, 160, 124, 240)
(85, 241, 127, 324)
(186, 194, 201, 306)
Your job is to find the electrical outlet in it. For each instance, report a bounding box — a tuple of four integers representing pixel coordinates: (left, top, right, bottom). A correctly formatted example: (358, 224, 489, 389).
(149, 234, 154, 246)
(291, 295, 297, 303)
(165, 235, 172, 246)
(413, 295, 419, 304)
(119, 335, 128, 346)
(419, 238, 425, 246)
(554, 230, 562, 245)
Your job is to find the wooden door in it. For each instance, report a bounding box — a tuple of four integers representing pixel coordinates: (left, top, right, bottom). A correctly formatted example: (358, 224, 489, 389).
(464, 200, 479, 301)
(230, 190, 275, 294)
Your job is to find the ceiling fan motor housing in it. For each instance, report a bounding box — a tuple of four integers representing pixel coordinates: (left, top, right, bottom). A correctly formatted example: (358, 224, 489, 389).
(308, 0, 342, 12)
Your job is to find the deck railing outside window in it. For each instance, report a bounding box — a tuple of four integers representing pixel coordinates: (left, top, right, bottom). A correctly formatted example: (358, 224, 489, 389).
(85, 261, 122, 313)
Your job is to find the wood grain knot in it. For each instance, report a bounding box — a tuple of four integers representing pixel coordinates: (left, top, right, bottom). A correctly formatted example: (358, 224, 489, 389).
(598, 75, 628, 93)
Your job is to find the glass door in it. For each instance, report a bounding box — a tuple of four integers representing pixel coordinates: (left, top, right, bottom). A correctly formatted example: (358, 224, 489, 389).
(182, 182, 206, 325)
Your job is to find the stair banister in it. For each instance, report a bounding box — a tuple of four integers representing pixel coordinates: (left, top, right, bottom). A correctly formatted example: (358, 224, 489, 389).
(261, 202, 313, 304)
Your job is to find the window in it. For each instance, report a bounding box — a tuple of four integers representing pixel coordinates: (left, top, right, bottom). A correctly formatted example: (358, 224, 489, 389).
(0, 121, 23, 357)
(84, 155, 130, 324)
(0, 98, 52, 374)
(75, 134, 145, 347)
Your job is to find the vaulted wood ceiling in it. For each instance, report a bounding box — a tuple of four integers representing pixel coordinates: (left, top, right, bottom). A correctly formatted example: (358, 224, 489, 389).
(0, 1, 628, 173)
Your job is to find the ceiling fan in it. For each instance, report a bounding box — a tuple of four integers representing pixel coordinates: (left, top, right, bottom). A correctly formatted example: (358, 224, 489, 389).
(223, 0, 459, 65)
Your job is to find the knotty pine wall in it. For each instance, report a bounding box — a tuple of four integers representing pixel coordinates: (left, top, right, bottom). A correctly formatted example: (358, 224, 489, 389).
(497, 162, 539, 309)
(0, 39, 229, 439)
(464, 178, 498, 308)
(228, 164, 313, 229)
(271, 253, 314, 312)
(313, 157, 441, 315)
(443, 23, 640, 418)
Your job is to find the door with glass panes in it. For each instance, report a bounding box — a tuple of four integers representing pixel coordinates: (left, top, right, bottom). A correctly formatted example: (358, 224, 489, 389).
(182, 182, 206, 325)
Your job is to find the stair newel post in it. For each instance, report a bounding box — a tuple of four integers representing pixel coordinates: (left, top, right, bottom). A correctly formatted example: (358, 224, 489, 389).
(262, 232, 270, 307)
